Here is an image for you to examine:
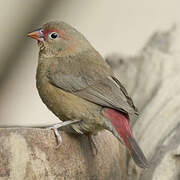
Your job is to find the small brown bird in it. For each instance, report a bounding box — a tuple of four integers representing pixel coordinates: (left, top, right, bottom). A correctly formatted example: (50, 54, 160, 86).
(28, 21, 148, 168)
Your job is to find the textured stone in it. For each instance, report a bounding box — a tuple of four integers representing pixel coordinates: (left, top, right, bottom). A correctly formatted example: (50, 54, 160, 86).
(0, 128, 126, 180)
(107, 25, 180, 180)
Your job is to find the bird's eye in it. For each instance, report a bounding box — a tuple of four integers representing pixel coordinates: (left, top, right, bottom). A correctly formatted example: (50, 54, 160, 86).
(49, 32, 59, 39)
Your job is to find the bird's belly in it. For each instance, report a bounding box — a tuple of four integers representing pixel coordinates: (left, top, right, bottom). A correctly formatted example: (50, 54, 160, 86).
(37, 80, 105, 134)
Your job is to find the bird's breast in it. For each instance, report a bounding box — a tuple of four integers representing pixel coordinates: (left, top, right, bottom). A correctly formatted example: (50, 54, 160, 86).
(36, 61, 106, 134)
(38, 72, 102, 119)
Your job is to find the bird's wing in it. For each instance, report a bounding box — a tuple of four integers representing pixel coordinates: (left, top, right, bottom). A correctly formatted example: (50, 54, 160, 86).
(47, 57, 138, 117)
(75, 76, 138, 116)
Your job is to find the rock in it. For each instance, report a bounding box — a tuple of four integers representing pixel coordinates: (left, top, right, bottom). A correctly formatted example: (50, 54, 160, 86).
(0, 128, 126, 180)
(107, 25, 180, 180)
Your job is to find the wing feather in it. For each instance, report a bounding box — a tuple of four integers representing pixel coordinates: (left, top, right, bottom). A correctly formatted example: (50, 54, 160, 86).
(47, 53, 138, 118)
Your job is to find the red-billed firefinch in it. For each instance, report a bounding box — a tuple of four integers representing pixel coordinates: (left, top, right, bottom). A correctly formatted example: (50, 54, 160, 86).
(28, 21, 148, 168)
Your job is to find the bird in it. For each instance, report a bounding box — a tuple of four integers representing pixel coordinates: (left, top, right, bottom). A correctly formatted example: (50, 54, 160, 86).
(27, 21, 148, 168)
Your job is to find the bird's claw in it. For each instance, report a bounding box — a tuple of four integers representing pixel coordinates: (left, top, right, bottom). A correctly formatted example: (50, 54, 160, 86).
(47, 120, 81, 148)
(53, 127, 62, 148)
(88, 134, 98, 156)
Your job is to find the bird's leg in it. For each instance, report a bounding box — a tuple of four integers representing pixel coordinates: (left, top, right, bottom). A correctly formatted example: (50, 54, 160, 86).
(47, 120, 81, 148)
(88, 134, 98, 156)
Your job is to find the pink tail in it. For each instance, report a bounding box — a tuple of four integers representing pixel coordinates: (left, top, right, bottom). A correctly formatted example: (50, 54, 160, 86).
(103, 108, 148, 168)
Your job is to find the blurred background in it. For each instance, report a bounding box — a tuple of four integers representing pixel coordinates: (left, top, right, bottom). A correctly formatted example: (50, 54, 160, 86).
(0, 0, 180, 127)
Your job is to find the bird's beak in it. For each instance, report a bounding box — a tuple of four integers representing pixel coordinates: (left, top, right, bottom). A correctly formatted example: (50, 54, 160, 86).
(27, 28, 44, 42)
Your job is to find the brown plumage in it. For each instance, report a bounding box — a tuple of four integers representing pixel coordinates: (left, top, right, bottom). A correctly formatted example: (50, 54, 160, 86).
(28, 21, 148, 168)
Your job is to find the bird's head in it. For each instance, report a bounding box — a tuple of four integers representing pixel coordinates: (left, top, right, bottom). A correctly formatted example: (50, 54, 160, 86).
(28, 21, 92, 57)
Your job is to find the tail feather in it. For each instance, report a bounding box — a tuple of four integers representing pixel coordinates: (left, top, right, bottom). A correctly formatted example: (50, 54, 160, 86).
(103, 108, 149, 168)
(128, 137, 149, 168)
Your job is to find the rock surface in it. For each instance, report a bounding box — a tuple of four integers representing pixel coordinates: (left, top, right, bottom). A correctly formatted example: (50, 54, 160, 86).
(0, 128, 126, 180)
(107, 25, 180, 180)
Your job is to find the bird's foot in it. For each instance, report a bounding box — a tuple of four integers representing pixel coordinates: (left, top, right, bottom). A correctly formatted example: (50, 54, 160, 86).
(47, 120, 81, 148)
(88, 134, 98, 156)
